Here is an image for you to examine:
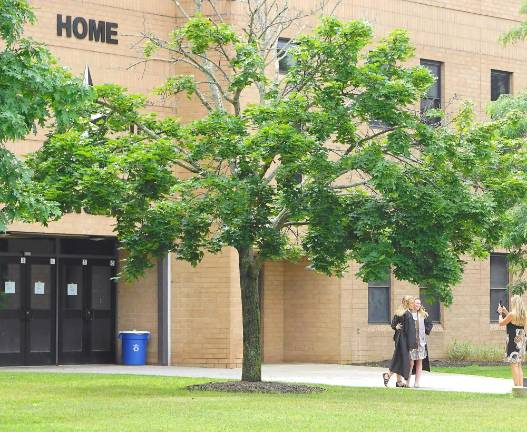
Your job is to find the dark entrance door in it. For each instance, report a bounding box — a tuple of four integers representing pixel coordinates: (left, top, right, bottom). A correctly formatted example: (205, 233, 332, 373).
(59, 258, 116, 364)
(0, 256, 56, 365)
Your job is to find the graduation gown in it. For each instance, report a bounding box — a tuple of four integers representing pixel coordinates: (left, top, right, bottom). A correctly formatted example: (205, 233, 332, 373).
(389, 310, 417, 380)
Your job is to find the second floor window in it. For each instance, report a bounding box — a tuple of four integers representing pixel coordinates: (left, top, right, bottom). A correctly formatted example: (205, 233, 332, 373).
(491, 69, 512, 101)
(420, 60, 442, 125)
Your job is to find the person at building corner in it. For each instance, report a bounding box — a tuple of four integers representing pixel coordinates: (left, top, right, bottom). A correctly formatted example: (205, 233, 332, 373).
(498, 295, 527, 387)
(383, 295, 416, 388)
(409, 298, 433, 388)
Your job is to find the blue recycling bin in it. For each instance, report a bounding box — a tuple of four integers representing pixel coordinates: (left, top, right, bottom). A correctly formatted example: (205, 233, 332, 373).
(119, 331, 150, 365)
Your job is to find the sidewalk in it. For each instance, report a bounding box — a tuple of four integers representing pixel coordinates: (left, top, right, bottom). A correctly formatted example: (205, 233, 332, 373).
(0, 363, 512, 394)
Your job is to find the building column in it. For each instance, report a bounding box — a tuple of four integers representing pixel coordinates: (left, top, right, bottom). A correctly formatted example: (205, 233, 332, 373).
(157, 255, 171, 365)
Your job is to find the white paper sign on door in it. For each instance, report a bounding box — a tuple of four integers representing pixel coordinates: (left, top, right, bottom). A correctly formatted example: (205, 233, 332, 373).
(4, 281, 15, 294)
(67, 283, 78, 296)
(34, 281, 45, 295)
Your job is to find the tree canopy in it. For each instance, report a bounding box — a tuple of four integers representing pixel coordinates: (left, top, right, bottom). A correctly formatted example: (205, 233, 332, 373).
(0, 0, 89, 230)
(33, 17, 522, 300)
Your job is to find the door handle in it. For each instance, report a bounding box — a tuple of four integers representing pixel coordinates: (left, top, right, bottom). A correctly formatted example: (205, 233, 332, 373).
(24, 310, 31, 321)
(85, 309, 93, 321)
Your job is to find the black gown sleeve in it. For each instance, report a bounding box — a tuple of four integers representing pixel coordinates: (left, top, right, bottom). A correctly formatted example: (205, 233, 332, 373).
(390, 314, 399, 331)
(424, 315, 433, 335)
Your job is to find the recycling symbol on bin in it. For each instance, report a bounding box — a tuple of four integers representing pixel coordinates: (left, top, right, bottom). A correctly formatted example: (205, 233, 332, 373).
(132, 343, 140, 352)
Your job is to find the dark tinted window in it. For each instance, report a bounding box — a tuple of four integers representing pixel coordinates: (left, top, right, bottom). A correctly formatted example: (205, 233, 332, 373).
(277, 38, 295, 74)
(419, 288, 440, 323)
(490, 254, 509, 322)
(0, 237, 55, 254)
(368, 271, 390, 323)
(420, 60, 442, 125)
(60, 238, 116, 256)
(491, 70, 511, 101)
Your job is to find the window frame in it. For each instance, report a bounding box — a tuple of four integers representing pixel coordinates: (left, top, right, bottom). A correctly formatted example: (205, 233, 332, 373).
(420, 59, 442, 125)
(367, 273, 391, 324)
(491, 69, 512, 102)
(490, 253, 509, 323)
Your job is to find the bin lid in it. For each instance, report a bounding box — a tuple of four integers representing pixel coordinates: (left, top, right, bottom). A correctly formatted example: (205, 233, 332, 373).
(118, 330, 151, 334)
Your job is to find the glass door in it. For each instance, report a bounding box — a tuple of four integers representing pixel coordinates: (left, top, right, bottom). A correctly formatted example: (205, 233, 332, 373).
(59, 258, 85, 363)
(25, 257, 56, 365)
(87, 259, 116, 363)
(0, 256, 24, 365)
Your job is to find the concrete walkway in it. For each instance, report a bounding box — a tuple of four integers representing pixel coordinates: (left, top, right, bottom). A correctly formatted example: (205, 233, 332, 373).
(0, 363, 513, 394)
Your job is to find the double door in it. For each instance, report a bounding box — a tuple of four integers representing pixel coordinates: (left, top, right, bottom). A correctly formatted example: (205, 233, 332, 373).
(0, 256, 56, 365)
(59, 258, 116, 364)
(0, 256, 116, 366)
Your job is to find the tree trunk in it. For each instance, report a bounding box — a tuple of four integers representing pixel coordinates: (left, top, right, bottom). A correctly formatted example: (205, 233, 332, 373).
(238, 246, 262, 382)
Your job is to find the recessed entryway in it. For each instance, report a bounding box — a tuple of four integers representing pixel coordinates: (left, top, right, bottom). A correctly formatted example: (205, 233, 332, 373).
(0, 236, 117, 366)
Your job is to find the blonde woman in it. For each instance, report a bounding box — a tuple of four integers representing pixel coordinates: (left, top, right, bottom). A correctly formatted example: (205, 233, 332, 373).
(498, 295, 527, 387)
(409, 298, 433, 388)
(382, 295, 417, 387)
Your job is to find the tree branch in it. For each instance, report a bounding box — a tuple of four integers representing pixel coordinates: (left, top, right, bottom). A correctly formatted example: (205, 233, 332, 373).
(133, 123, 203, 174)
(283, 221, 308, 227)
(272, 206, 289, 230)
(331, 180, 369, 189)
(343, 127, 396, 156)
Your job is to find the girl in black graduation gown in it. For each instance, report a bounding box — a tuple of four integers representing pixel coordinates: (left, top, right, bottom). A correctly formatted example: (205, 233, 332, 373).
(382, 295, 417, 387)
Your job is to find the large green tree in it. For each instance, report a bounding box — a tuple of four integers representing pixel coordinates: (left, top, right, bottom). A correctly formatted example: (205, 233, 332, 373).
(31, 3, 523, 381)
(0, 0, 88, 230)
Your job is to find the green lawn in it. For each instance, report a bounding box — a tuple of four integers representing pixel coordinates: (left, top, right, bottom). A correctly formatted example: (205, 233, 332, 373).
(0, 373, 523, 432)
(434, 365, 520, 379)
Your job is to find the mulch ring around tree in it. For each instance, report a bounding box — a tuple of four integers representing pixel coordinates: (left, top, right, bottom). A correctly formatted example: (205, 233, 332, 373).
(187, 381, 326, 394)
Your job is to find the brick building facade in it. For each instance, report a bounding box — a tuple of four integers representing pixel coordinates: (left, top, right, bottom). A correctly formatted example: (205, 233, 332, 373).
(2, 0, 526, 367)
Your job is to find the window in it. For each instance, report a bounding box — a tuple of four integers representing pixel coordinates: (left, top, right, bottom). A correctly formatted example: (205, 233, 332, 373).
(419, 288, 441, 323)
(277, 38, 295, 74)
(491, 69, 512, 101)
(420, 60, 442, 125)
(368, 271, 391, 323)
(490, 254, 509, 322)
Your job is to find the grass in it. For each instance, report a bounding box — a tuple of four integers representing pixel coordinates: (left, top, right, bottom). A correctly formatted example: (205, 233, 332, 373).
(0, 372, 524, 432)
(434, 365, 520, 379)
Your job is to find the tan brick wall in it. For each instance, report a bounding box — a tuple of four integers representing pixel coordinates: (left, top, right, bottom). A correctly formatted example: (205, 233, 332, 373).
(117, 262, 158, 364)
(347, 257, 514, 363)
(281, 259, 342, 363)
(261, 257, 516, 364)
(8, 0, 179, 236)
(171, 248, 242, 368)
